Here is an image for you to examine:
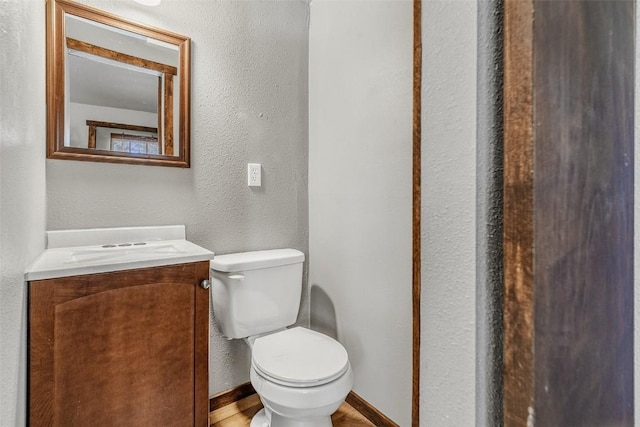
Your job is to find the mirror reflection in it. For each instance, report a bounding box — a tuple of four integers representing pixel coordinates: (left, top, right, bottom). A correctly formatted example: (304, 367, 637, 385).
(47, 0, 190, 167)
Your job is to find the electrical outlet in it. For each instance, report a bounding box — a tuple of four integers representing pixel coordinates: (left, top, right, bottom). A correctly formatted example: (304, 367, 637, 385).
(248, 163, 261, 187)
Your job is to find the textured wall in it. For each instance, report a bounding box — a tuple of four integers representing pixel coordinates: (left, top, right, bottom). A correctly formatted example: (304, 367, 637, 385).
(636, 6, 640, 426)
(476, 1, 503, 425)
(0, 1, 515, 424)
(45, 0, 310, 396)
(421, 0, 478, 425)
(0, 1, 48, 424)
(308, 1, 413, 424)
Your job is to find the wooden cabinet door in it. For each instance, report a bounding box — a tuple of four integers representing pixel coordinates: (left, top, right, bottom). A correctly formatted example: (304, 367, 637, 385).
(29, 262, 210, 427)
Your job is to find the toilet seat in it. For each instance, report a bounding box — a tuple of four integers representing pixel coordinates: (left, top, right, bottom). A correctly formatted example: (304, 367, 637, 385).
(251, 327, 349, 388)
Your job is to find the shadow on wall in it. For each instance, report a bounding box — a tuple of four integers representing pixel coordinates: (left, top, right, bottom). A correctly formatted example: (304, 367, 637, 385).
(309, 284, 337, 340)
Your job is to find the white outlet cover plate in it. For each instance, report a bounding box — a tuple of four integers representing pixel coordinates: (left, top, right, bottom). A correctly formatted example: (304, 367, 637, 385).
(248, 163, 262, 187)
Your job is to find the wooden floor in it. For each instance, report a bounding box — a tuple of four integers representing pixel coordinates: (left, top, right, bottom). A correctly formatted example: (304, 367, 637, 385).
(209, 394, 376, 427)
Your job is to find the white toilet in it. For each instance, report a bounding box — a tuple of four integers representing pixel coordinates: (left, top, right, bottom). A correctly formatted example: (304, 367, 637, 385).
(210, 249, 354, 427)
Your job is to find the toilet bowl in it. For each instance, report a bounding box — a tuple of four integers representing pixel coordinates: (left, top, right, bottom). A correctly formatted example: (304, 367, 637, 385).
(210, 249, 353, 427)
(248, 327, 354, 427)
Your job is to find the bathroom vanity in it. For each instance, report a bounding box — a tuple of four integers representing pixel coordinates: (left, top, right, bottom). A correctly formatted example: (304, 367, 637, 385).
(26, 226, 213, 426)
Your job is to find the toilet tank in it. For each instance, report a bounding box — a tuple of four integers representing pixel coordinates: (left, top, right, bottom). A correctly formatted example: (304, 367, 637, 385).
(210, 249, 305, 339)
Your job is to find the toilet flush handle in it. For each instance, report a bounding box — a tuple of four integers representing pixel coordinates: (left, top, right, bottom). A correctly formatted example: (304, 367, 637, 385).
(228, 274, 245, 281)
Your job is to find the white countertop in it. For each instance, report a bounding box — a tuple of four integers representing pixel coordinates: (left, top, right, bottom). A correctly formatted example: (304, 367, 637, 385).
(25, 225, 214, 281)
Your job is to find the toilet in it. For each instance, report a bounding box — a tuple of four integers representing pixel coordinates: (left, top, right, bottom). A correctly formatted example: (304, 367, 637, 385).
(210, 249, 354, 427)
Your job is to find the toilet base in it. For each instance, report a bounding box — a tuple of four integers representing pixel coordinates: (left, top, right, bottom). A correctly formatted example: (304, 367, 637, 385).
(250, 408, 332, 427)
(249, 360, 353, 427)
(250, 408, 270, 427)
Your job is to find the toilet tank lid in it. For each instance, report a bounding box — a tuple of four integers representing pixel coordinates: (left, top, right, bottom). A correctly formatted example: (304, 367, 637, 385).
(210, 249, 305, 272)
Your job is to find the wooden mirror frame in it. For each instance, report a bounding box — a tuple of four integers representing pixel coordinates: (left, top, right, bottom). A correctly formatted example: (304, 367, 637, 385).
(46, 0, 191, 167)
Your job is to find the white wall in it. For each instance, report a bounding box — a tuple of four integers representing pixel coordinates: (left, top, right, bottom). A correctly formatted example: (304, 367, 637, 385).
(308, 1, 413, 425)
(35, 0, 309, 399)
(0, 1, 48, 424)
(421, 0, 478, 425)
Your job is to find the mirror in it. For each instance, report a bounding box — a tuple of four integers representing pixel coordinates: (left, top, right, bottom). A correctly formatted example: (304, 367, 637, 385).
(46, 0, 191, 167)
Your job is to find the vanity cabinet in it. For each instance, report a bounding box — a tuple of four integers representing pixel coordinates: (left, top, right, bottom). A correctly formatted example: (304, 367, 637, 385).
(29, 261, 210, 427)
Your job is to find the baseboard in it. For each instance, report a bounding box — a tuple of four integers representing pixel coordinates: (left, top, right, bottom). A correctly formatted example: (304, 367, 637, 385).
(345, 391, 399, 427)
(209, 382, 256, 413)
(210, 382, 398, 427)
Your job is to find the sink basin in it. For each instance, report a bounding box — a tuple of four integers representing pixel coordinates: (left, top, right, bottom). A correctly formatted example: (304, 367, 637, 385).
(67, 242, 184, 264)
(25, 226, 214, 281)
